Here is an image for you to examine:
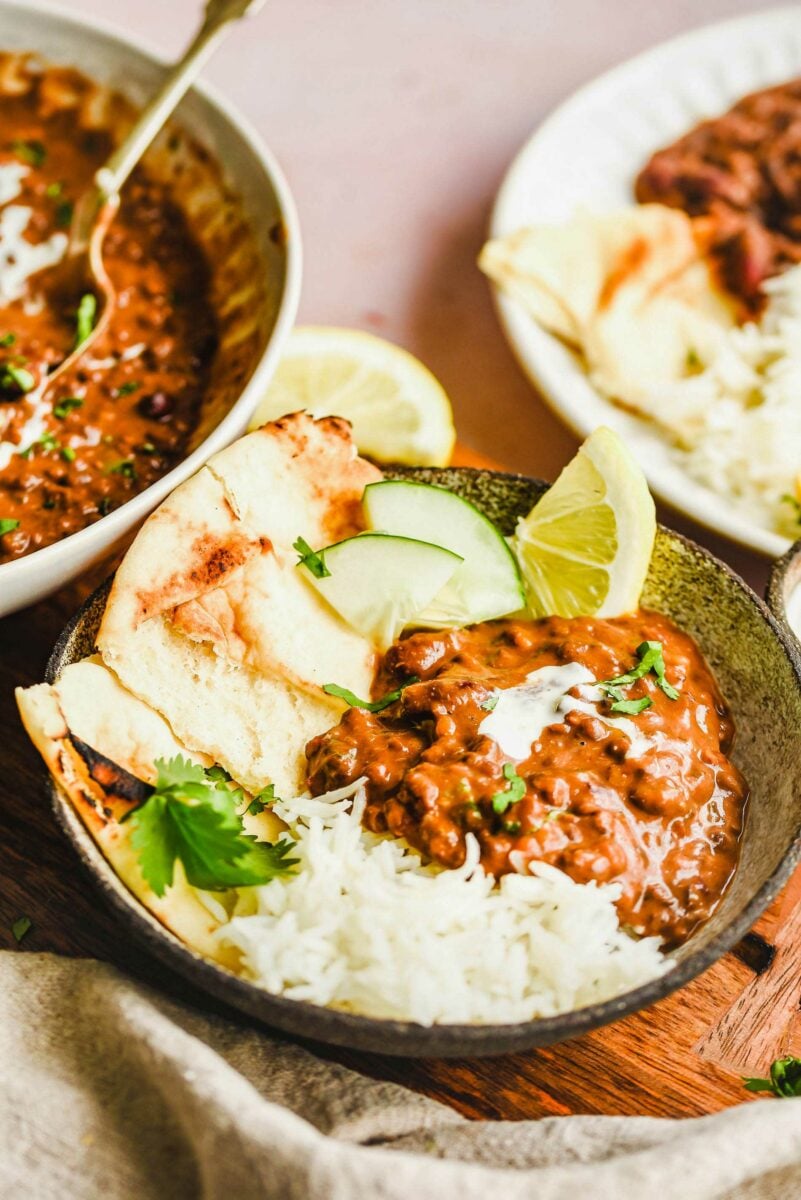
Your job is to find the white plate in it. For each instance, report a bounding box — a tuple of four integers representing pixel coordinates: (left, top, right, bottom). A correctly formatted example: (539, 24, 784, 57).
(489, 5, 801, 559)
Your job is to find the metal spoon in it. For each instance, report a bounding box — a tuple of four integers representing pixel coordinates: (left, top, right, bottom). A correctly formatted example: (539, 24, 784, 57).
(41, 0, 265, 393)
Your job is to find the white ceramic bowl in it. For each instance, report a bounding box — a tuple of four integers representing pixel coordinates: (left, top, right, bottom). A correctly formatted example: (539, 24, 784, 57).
(0, 0, 301, 617)
(489, 5, 801, 559)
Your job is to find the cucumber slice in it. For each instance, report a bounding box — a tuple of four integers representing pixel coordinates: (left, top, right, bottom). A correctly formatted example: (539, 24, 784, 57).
(298, 532, 462, 649)
(363, 480, 525, 627)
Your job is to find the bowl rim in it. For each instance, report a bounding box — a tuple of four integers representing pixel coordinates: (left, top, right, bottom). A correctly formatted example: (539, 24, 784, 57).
(767, 536, 801, 636)
(40, 466, 801, 1057)
(0, 0, 302, 593)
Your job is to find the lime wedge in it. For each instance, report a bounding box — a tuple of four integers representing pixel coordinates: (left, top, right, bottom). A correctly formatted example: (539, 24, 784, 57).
(249, 327, 456, 467)
(513, 427, 656, 617)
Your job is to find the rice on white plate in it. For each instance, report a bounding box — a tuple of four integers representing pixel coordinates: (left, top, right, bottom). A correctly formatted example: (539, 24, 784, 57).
(209, 781, 667, 1027)
(622, 265, 801, 540)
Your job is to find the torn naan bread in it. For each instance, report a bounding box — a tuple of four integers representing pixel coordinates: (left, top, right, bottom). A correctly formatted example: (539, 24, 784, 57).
(479, 205, 737, 412)
(15, 658, 268, 965)
(97, 413, 381, 795)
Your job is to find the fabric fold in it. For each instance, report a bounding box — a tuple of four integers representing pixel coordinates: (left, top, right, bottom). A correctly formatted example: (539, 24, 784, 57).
(1, 952, 799, 1200)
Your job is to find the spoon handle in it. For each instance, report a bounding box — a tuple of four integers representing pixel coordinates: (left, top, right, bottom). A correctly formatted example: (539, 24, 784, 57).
(95, 0, 266, 200)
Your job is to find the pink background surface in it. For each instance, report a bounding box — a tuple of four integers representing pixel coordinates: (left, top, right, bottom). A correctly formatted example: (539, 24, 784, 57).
(40, 0, 788, 592)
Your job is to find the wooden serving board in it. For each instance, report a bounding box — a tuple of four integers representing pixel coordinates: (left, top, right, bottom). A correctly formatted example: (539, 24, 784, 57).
(1, 442, 800, 1121)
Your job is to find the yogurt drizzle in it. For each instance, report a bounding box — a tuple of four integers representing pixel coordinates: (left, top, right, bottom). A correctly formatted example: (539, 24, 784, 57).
(478, 662, 652, 760)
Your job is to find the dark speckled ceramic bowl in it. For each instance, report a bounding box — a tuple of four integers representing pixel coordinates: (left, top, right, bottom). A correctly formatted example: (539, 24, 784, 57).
(45, 467, 801, 1057)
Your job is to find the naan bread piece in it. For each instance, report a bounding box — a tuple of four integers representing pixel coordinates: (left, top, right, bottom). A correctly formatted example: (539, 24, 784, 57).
(50, 656, 214, 781)
(16, 664, 237, 965)
(480, 205, 736, 410)
(98, 413, 382, 795)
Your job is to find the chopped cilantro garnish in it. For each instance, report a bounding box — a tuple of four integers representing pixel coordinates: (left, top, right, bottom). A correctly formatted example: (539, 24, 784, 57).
(53, 396, 83, 419)
(122, 756, 297, 897)
(0, 362, 35, 393)
(20, 431, 59, 458)
(97, 497, 114, 516)
(12, 139, 46, 167)
(73, 292, 97, 348)
(115, 380, 140, 397)
(45, 181, 62, 198)
(610, 696, 653, 715)
(480, 694, 498, 712)
(205, 765, 232, 783)
(247, 784, 278, 815)
(502, 819, 521, 834)
(599, 640, 680, 705)
(293, 535, 330, 578)
(0, 332, 15, 347)
(60, 446, 76, 463)
(491, 762, 526, 814)
(55, 200, 73, 228)
(744, 1056, 801, 1098)
(323, 676, 418, 713)
(107, 458, 137, 480)
(0, 518, 19, 536)
(11, 915, 31, 943)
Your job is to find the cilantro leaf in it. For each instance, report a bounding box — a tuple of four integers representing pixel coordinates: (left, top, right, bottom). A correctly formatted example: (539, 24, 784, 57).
(599, 640, 680, 707)
(491, 762, 526, 814)
(744, 1056, 801, 1098)
(293, 535, 330, 578)
(480, 694, 499, 712)
(247, 784, 278, 815)
(159, 799, 295, 892)
(0, 332, 15, 347)
(0, 362, 35, 393)
(12, 138, 46, 167)
(323, 676, 418, 713)
(55, 200, 73, 228)
(610, 696, 653, 715)
(115, 380, 140, 397)
(74, 292, 97, 349)
(129, 793, 178, 896)
(124, 756, 297, 896)
(0, 518, 19, 536)
(11, 915, 31, 943)
(205, 765, 232, 783)
(107, 458, 137, 480)
(53, 396, 83, 419)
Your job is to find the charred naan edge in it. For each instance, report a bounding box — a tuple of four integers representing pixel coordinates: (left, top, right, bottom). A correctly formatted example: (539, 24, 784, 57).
(96, 414, 382, 795)
(479, 204, 736, 411)
(16, 659, 286, 969)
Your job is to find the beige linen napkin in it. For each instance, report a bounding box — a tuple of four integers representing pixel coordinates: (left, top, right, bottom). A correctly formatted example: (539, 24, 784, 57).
(1, 952, 800, 1200)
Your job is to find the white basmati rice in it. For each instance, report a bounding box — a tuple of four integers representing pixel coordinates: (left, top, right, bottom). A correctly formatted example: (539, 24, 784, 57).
(620, 265, 801, 538)
(214, 781, 668, 1025)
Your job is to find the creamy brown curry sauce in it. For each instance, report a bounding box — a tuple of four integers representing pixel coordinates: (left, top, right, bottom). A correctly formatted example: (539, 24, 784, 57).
(0, 61, 218, 563)
(636, 79, 801, 312)
(308, 611, 748, 947)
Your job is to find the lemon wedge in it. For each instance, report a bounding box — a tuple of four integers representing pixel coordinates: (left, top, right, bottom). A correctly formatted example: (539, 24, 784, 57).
(249, 326, 456, 466)
(513, 427, 656, 618)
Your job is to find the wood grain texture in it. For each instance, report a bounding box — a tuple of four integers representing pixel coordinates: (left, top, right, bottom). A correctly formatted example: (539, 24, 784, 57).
(0, 442, 795, 1120)
(696, 894, 801, 1076)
